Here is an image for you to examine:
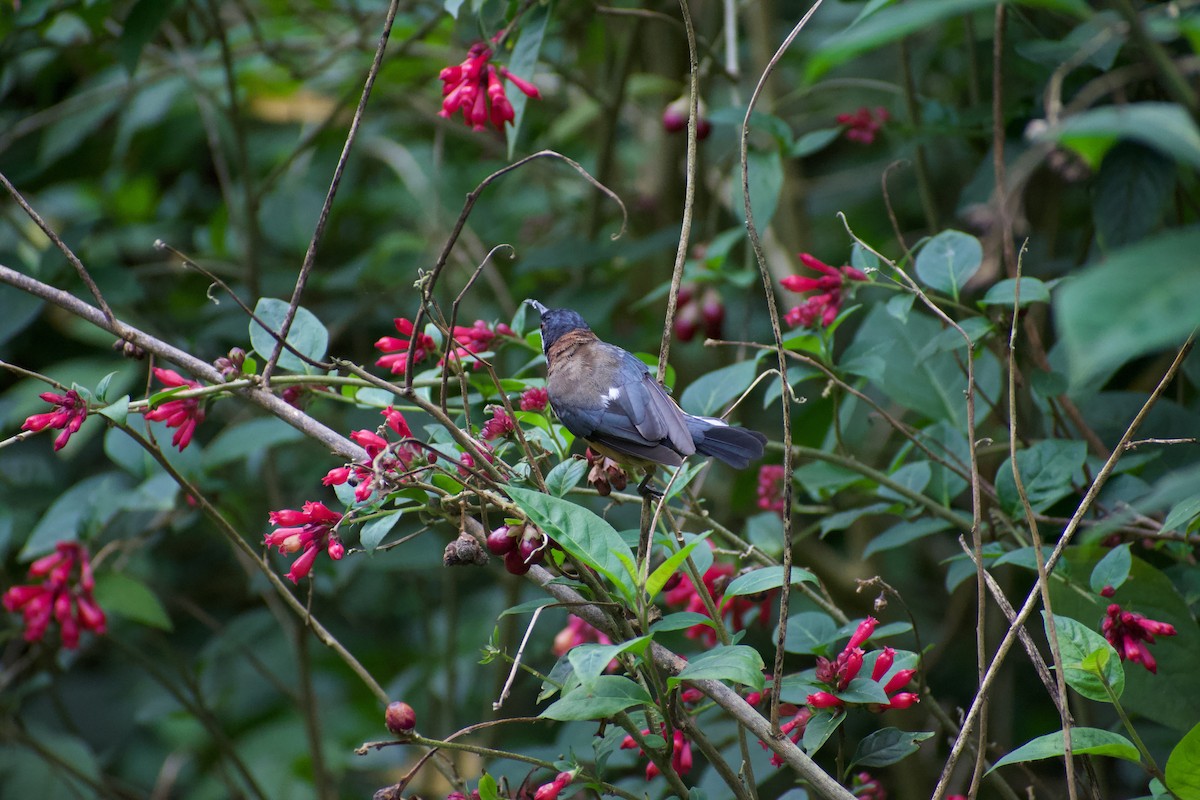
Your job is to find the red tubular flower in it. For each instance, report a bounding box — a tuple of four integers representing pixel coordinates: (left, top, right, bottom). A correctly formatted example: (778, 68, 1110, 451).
(479, 406, 517, 440)
(22, 389, 89, 450)
(1102, 603, 1177, 673)
(264, 501, 344, 583)
(871, 647, 895, 681)
(438, 43, 540, 132)
(441, 320, 500, 368)
(662, 559, 773, 646)
(623, 725, 694, 781)
(836, 107, 890, 145)
(552, 614, 613, 657)
(325, 407, 424, 502)
(807, 691, 844, 709)
(847, 616, 878, 650)
(143, 368, 205, 450)
(757, 464, 787, 516)
(375, 318, 437, 376)
(852, 770, 887, 800)
(763, 707, 813, 767)
(532, 772, 573, 800)
(2, 541, 106, 649)
(782, 253, 869, 330)
(520, 387, 549, 412)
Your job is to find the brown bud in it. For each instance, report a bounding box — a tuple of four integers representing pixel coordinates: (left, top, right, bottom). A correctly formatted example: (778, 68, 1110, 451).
(443, 533, 488, 567)
(385, 701, 415, 735)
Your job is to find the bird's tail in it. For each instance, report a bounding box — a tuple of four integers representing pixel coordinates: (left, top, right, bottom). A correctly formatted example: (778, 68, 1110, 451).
(686, 416, 768, 469)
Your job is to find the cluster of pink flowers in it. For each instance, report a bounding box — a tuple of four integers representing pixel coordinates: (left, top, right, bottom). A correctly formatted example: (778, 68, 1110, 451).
(837, 107, 890, 144)
(1102, 603, 1177, 673)
(756, 464, 787, 516)
(532, 771, 574, 800)
(144, 367, 206, 450)
(553, 614, 613, 658)
(663, 561, 774, 646)
(439, 42, 540, 132)
(22, 389, 88, 451)
(3, 542, 106, 649)
(851, 770, 887, 800)
(673, 284, 724, 342)
(324, 407, 423, 502)
(375, 318, 437, 377)
(520, 387, 549, 411)
(806, 617, 918, 712)
(442, 320, 513, 368)
(480, 406, 517, 440)
(264, 501, 345, 583)
(621, 725, 694, 781)
(782, 253, 869, 329)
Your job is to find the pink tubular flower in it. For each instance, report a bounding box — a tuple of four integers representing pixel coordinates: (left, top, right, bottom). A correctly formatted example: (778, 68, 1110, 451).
(325, 407, 423, 502)
(520, 387, 549, 412)
(144, 368, 205, 450)
(782, 253, 869, 329)
(662, 560, 774, 646)
(479, 406, 517, 441)
(622, 726, 694, 781)
(761, 707, 813, 767)
(376, 318, 437, 376)
(808, 619, 920, 712)
(3, 541, 106, 649)
(757, 464, 787, 516)
(1102, 603, 1177, 673)
(264, 501, 344, 583)
(553, 614, 613, 657)
(438, 42, 540, 132)
(22, 389, 88, 451)
(836, 107, 890, 145)
(441, 320, 500, 368)
(532, 771, 573, 800)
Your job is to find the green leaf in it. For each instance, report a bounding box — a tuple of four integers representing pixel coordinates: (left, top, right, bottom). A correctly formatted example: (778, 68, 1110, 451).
(836, 677, 890, 704)
(733, 147, 784, 232)
(850, 727, 935, 769)
(567, 636, 651, 688)
(1042, 612, 1124, 703)
(724, 565, 817, 596)
(1162, 496, 1200, 534)
(201, 417, 305, 470)
(784, 611, 839, 655)
(504, 2, 550, 159)
(651, 611, 717, 634)
(97, 395, 130, 426)
(544, 458, 587, 497)
(92, 572, 172, 630)
(989, 727, 1141, 773)
(507, 486, 637, 600)
(20, 472, 133, 559)
(1166, 720, 1200, 800)
(1092, 143, 1175, 251)
(864, 518, 952, 558)
(1056, 225, 1200, 386)
(791, 127, 841, 158)
(540, 675, 651, 721)
(1040, 102, 1200, 171)
(680, 360, 759, 416)
(802, 710, 845, 755)
(670, 645, 765, 691)
(1089, 543, 1132, 594)
(478, 773, 501, 800)
(248, 298, 329, 374)
(980, 277, 1051, 308)
(915, 229, 983, 296)
(646, 533, 711, 599)
(359, 510, 402, 553)
(806, 0, 1000, 81)
(995, 440, 1088, 515)
(118, 0, 179, 72)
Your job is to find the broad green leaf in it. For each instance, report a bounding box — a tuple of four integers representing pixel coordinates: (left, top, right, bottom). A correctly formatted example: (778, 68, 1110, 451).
(670, 644, 765, 691)
(850, 727, 935, 769)
(358, 509, 402, 553)
(802, 710, 845, 755)
(989, 728, 1140, 772)
(118, 0, 179, 72)
(1055, 226, 1200, 386)
(733, 146, 784, 232)
(248, 298, 329, 374)
(784, 612, 839, 655)
(567, 636, 651, 688)
(864, 518, 952, 558)
(93, 572, 173, 630)
(540, 675, 651, 721)
(1041, 102, 1200, 171)
(1162, 496, 1200, 534)
(651, 611, 716, 634)
(97, 395, 130, 426)
(1166, 721, 1200, 800)
(478, 773, 501, 800)
(724, 565, 817, 596)
(1042, 612, 1124, 703)
(836, 677, 889, 704)
(646, 533, 711, 599)
(791, 127, 841, 157)
(507, 486, 637, 600)
(980, 277, 1051, 308)
(1092, 143, 1175, 251)
(995, 440, 1088, 515)
(505, 3, 550, 158)
(201, 417, 304, 470)
(915, 229, 983, 297)
(819, 502, 893, 537)
(1089, 544, 1132, 594)
(680, 361, 759, 417)
(544, 458, 587, 498)
(20, 472, 132, 559)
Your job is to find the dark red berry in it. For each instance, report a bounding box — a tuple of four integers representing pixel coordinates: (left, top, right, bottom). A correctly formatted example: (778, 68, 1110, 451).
(486, 526, 516, 555)
(385, 701, 415, 734)
(504, 548, 531, 575)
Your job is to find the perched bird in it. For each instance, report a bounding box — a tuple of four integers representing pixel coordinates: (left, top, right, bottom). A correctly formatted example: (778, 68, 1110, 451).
(527, 300, 768, 495)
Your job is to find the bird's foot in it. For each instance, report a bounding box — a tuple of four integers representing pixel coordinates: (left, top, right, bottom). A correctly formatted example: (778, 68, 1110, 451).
(636, 474, 663, 498)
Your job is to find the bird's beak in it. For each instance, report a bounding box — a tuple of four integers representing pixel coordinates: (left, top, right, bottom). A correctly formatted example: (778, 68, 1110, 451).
(524, 299, 549, 316)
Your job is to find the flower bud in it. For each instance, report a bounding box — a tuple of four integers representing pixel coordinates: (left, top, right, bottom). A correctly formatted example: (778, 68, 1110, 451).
(385, 701, 415, 734)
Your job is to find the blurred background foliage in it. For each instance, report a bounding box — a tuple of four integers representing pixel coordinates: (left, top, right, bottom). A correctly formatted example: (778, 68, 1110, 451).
(2, 0, 1200, 798)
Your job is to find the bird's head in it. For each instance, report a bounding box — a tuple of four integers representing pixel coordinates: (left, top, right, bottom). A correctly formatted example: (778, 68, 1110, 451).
(525, 300, 590, 351)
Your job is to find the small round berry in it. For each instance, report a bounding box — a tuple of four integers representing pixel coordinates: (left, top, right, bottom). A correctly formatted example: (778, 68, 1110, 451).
(486, 526, 516, 556)
(385, 701, 415, 734)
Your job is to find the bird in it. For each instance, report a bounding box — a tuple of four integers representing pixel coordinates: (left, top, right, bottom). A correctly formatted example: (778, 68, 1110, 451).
(526, 300, 768, 495)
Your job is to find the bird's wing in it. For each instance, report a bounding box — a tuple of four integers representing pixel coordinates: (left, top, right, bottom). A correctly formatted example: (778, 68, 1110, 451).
(602, 347, 695, 456)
